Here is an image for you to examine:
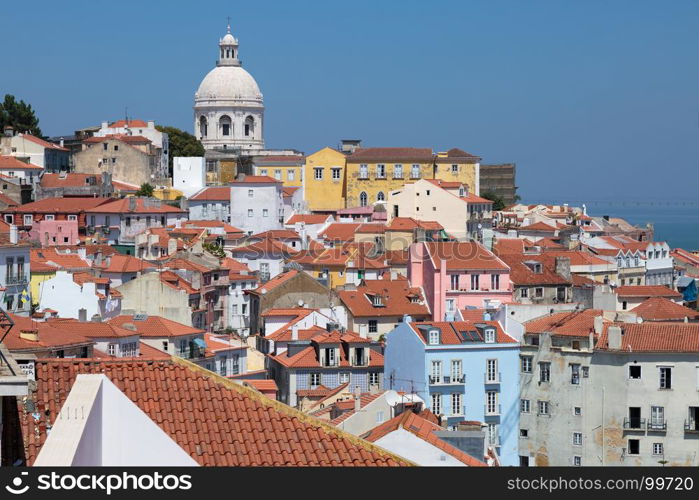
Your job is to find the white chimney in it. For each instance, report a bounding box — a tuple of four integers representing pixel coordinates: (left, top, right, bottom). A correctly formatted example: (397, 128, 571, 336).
(354, 384, 361, 412)
(593, 315, 604, 335)
(608, 325, 622, 350)
(9, 224, 18, 244)
(291, 324, 299, 341)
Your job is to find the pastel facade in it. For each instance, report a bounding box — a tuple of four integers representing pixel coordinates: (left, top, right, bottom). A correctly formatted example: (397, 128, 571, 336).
(303, 147, 347, 212)
(230, 176, 283, 235)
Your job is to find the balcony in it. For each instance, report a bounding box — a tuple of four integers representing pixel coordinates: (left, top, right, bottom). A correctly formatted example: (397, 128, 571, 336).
(429, 375, 465, 385)
(647, 420, 667, 432)
(623, 417, 646, 431)
(5, 274, 28, 285)
(484, 404, 501, 417)
(484, 373, 501, 385)
(449, 406, 466, 417)
(351, 356, 368, 367)
(684, 420, 699, 434)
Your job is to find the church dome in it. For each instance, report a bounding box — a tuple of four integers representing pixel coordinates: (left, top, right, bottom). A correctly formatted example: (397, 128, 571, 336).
(195, 65, 262, 101)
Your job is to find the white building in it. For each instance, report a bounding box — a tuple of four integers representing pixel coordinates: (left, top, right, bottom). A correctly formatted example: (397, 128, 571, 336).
(193, 23, 264, 153)
(188, 186, 231, 222)
(9, 133, 70, 172)
(644, 241, 674, 286)
(173, 157, 206, 198)
(39, 271, 122, 321)
(230, 176, 283, 235)
(94, 120, 169, 176)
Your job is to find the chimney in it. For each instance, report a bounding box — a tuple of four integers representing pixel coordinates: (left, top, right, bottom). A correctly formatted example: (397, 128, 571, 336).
(101, 121, 108, 129)
(78, 308, 87, 322)
(128, 197, 137, 211)
(555, 257, 571, 281)
(607, 325, 622, 350)
(340, 139, 362, 154)
(291, 323, 299, 341)
(9, 224, 18, 244)
(354, 385, 361, 412)
(147, 120, 155, 129)
(593, 315, 603, 335)
(3, 125, 14, 137)
(95, 251, 103, 266)
(19, 329, 39, 342)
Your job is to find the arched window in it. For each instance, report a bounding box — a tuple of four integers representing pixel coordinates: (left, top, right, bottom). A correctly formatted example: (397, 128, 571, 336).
(245, 116, 254, 137)
(219, 115, 232, 136)
(359, 192, 368, 207)
(377, 191, 385, 202)
(199, 116, 208, 138)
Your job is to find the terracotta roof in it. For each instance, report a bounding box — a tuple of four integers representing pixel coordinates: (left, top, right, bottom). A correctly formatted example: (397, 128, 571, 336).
(31, 248, 90, 272)
(540, 250, 611, 267)
(189, 186, 231, 201)
(421, 242, 509, 271)
(337, 277, 431, 318)
(0, 192, 18, 207)
(361, 410, 486, 466)
(266, 325, 328, 343)
(282, 186, 299, 198)
(39, 173, 107, 188)
(347, 147, 433, 162)
(45, 318, 137, 339)
(319, 223, 362, 242)
(355, 223, 386, 234)
(72, 272, 110, 285)
(159, 270, 199, 294)
(250, 270, 299, 295)
(631, 297, 699, 321)
(229, 237, 295, 256)
(460, 308, 488, 322)
(242, 379, 279, 392)
(525, 309, 609, 336)
(108, 315, 205, 338)
(254, 155, 304, 163)
(409, 321, 516, 344)
(498, 253, 570, 286)
(521, 221, 558, 232)
(11, 197, 112, 214)
(17, 358, 409, 466)
(286, 214, 333, 225)
(1, 314, 93, 352)
(85, 197, 186, 214)
(83, 134, 151, 145)
(0, 155, 43, 170)
(108, 119, 149, 128)
(162, 258, 212, 274)
(95, 254, 154, 273)
(270, 334, 384, 369)
(250, 229, 301, 240)
(434, 147, 481, 162)
(17, 133, 69, 151)
(616, 285, 681, 298)
(330, 393, 384, 425)
(597, 322, 699, 352)
(493, 238, 525, 255)
(387, 217, 443, 232)
(672, 248, 699, 267)
(231, 175, 281, 184)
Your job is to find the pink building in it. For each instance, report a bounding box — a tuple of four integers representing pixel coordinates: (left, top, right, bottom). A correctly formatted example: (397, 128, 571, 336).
(408, 241, 512, 321)
(29, 219, 79, 246)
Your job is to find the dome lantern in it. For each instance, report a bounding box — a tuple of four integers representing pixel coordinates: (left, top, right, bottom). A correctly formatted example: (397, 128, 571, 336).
(218, 21, 240, 67)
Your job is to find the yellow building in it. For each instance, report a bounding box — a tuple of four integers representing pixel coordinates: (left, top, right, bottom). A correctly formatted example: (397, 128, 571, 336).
(433, 148, 481, 194)
(253, 154, 305, 187)
(344, 148, 434, 208)
(152, 187, 185, 201)
(303, 147, 346, 212)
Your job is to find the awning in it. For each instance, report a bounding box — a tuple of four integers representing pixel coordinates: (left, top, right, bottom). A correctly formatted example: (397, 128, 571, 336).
(193, 338, 207, 349)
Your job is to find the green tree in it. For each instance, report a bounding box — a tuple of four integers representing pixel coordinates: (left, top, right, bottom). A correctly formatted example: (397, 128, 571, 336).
(155, 125, 205, 176)
(0, 94, 42, 137)
(203, 241, 226, 259)
(135, 183, 155, 197)
(481, 191, 506, 211)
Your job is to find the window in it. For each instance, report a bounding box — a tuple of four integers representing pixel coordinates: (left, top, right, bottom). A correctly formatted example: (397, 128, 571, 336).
(571, 364, 580, 385)
(450, 274, 460, 290)
(538, 400, 550, 415)
(486, 359, 498, 381)
(539, 362, 551, 382)
(521, 399, 531, 413)
(535, 287, 544, 298)
(451, 359, 462, 381)
(484, 329, 496, 344)
(245, 116, 254, 136)
(393, 164, 403, 179)
(431, 393, 441, 414)
(573, 432, 582, 446)
(45, 214, 55, 221)
(451, 164, 458, 174)
(376, 164, 385, 178)
(376, 191, 385, 202)
(248, 189, 253, 198)
(274, 169, 282, 180)
(629, 365, 641, 379)
(573, 456, 582, 466)
(260, 169, 267, 175)
(247, 209, 253, 218)
(520, 429, 529, 438)
(627, 439, 640, 455)
(332, 167, 341, 180)
(359, 164, 368, 179)
(521, 356, 533, 373)
(314, 167, 323, 180)
(652, 443, 664, 456)
(287, 170, 295, 181)
(103, 143, 108, 151)
(430, 360, 443, 384)
(451, 393, 462, 415)
(428, 330, 439, 345)
(486, 391, 498, 414)
(491, 274, 500, 290)
(368, 320, 378, 333)
(574, 407, 582, 416)
(411, 164, 420, 178)
(622, 301, 628, 310)
(23, 214, 32, 226)
(324, 348, 337, 367)
(650, 406, 665, 430)
(487, 424, 498, 446)
(359, 192, 368, 207)
(470, 274, 479, 290)
(659, 367, 672, 389)
(310, 373, 321, 387)
(521, 288, 529, 298)
(262, 209, 269, 217)
(107, 343, 116, 356)
(582, 366, 589, 378)
(66, 214, 76, 221)
(339, 372, 350, 384)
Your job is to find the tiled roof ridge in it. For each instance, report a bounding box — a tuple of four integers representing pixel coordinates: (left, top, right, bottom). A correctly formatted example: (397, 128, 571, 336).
(170, 357, 414, 465)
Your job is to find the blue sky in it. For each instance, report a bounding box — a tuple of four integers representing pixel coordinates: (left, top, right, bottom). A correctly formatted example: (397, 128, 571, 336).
(2, 0, 698, 202)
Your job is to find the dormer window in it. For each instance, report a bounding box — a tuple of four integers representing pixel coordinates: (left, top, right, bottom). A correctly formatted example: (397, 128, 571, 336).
(370, 294, 383, 307)
(484, 328, 496, 343)
(428, 329, 440, 345)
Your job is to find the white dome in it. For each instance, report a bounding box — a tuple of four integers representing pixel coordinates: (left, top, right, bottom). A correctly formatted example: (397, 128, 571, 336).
(221, 33, 237, 44)
(195, 65, 262, 101)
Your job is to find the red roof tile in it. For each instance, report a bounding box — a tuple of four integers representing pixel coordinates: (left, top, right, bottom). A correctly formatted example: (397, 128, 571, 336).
(0, 155, 43, 170)
(16, 133, 69, 151)
(11, 197, 112, 214)
(597, 322, 699, 352)
(189, 187, 231, 201)
(616, 285, 682, 298)
(422, 241, 509, 271)
(17, 358, 409, 466)
(347, 147, 433, 162)
(85, 197, 186, 214)
(286, 214, 333, 225)
(631, 297, 699, 321)
(410, 321, 516, 344)
(108, 119, 149, 128)
(337, 278, 431, 318)
(525, 309, 610, 336)
(108, 315, 205, 338)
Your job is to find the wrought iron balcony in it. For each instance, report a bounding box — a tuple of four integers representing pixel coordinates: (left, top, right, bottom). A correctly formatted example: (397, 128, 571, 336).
(484, 372, 502, 384)
(484, 404, 501, 417)
(429, 375, 465, 385)
(684, 420, 699, 433)
(623, 417, 646, 430)
(647, 420, 667, 432)
(5, 275, 28, 285)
